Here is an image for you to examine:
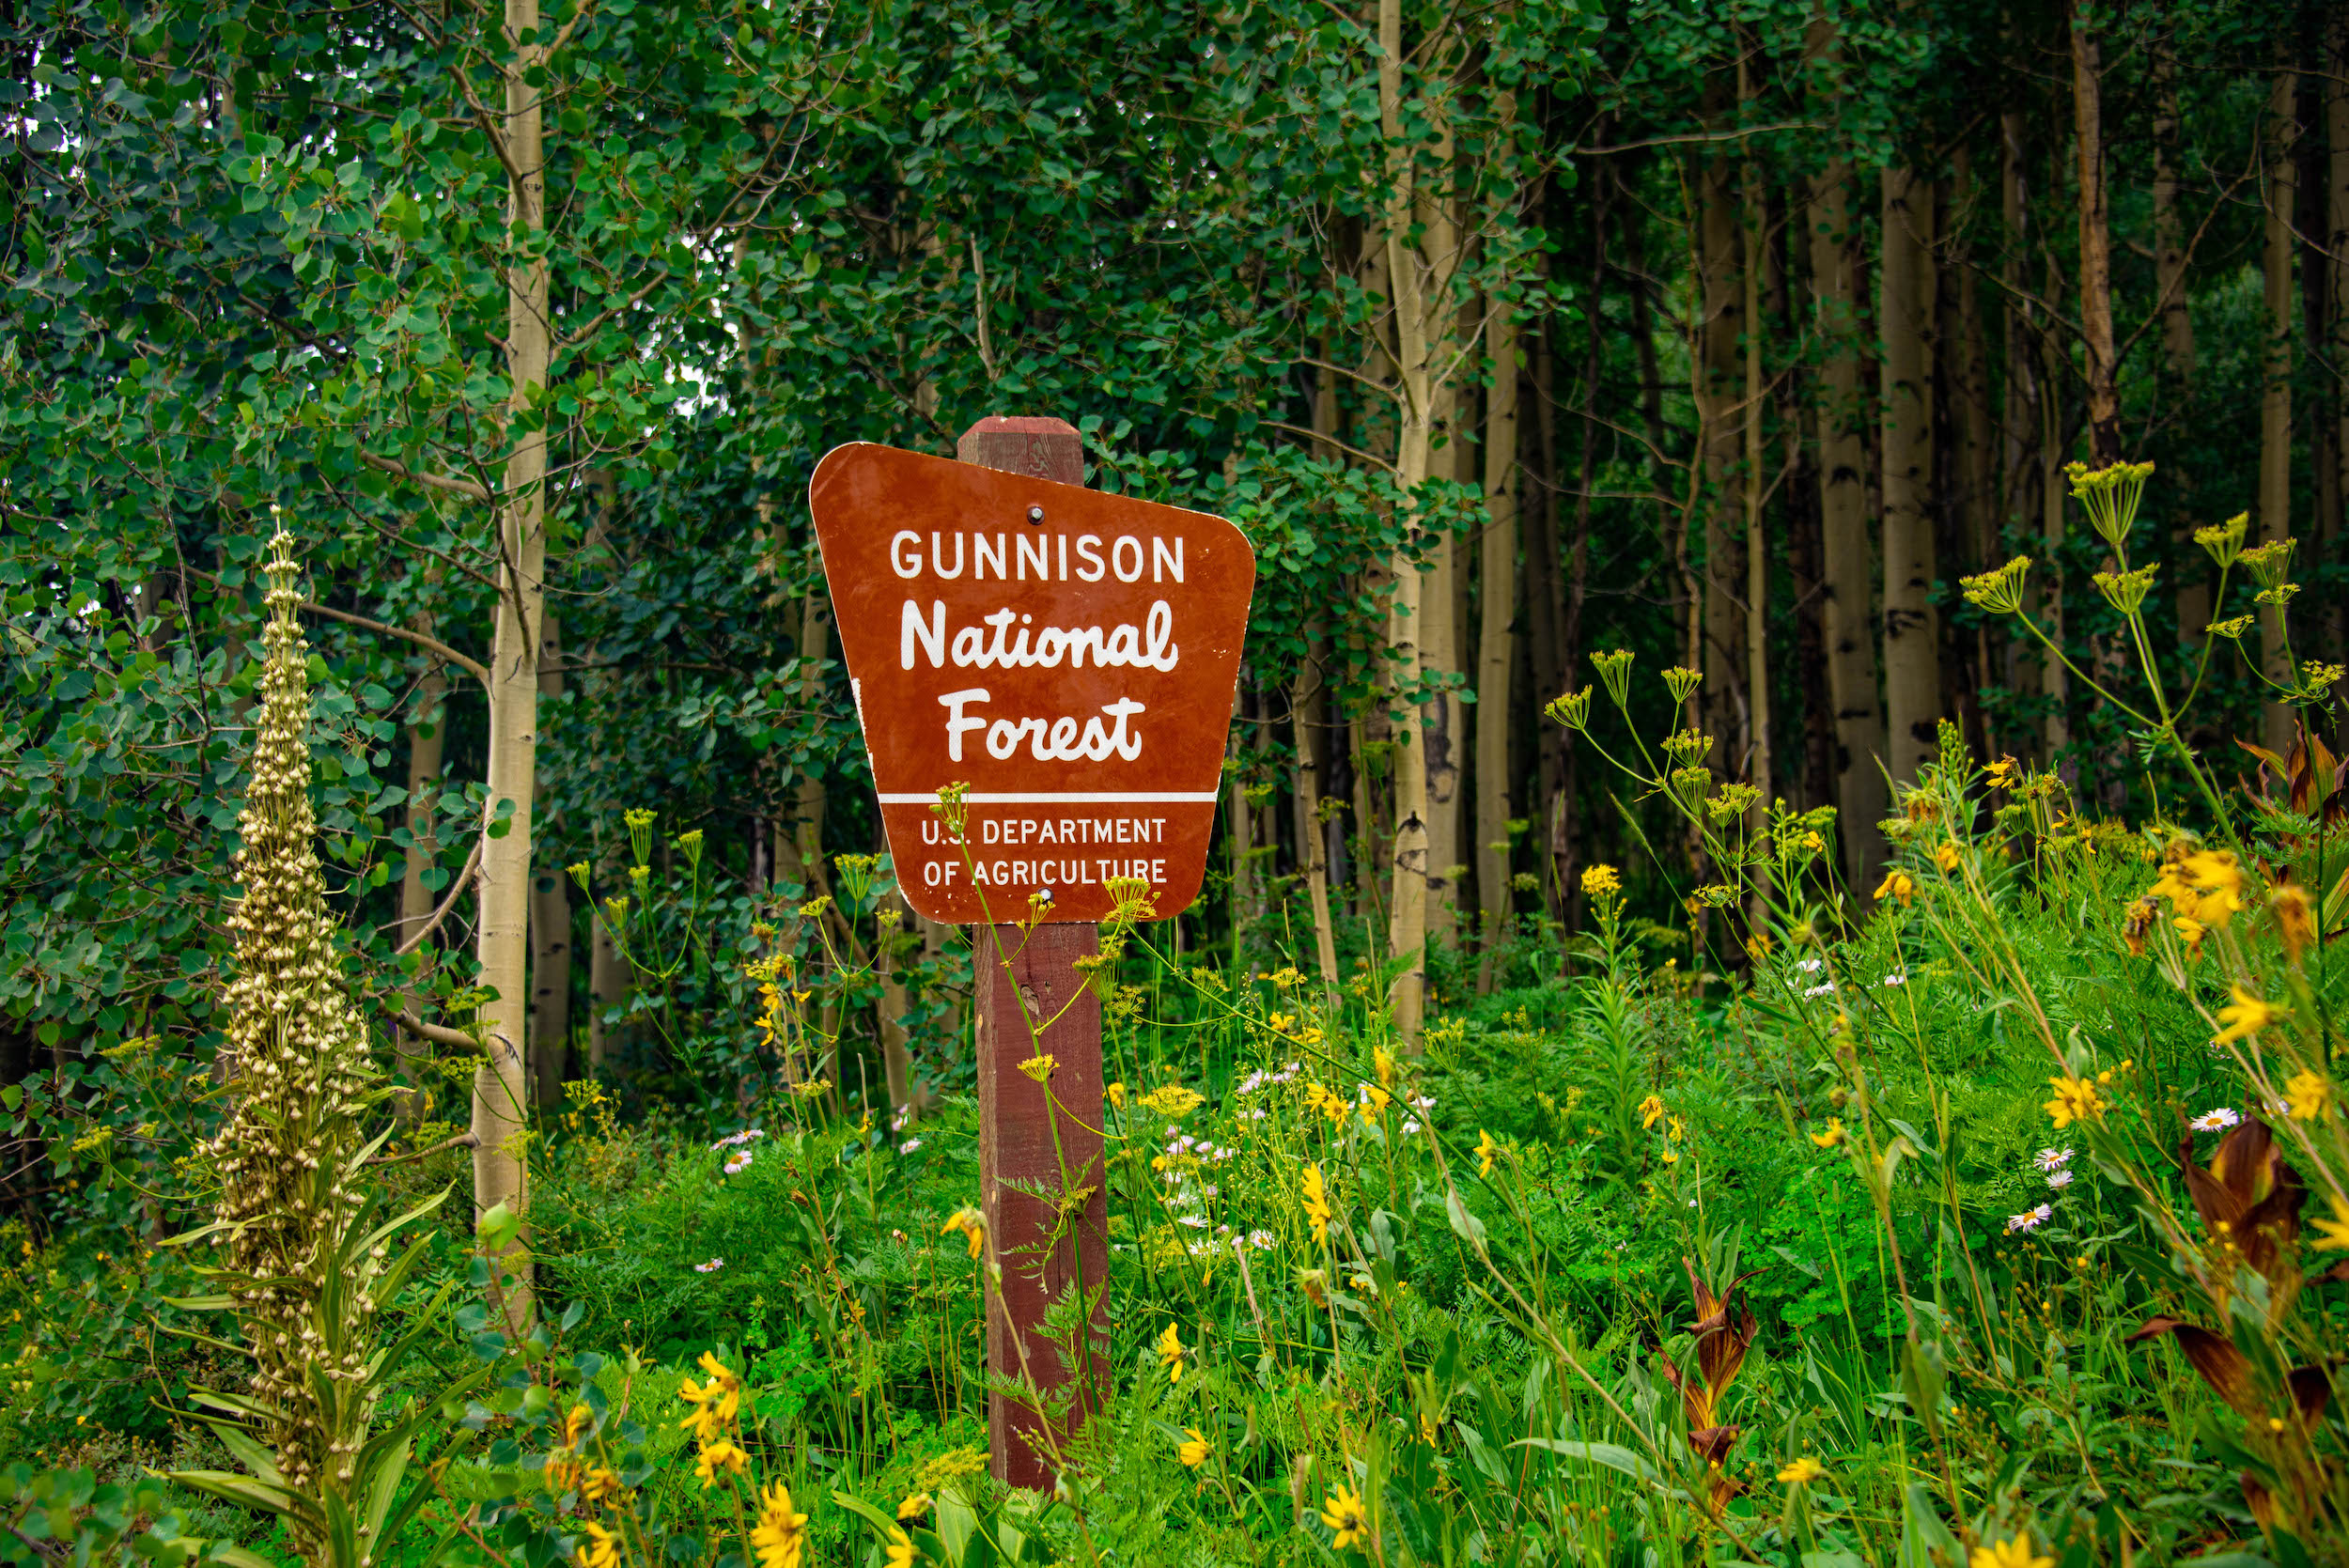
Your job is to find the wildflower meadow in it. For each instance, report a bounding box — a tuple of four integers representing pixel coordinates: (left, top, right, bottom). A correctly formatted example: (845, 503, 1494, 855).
(5, 461, 2348, 1568)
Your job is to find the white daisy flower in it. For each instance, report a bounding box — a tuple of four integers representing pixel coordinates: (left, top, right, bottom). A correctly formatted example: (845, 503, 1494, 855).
(2046, 1169, 2074, 1190)
(2031, 1148, 2072, 1172)
(2004, 1204, 2052, 1234)
(693, 1257, 725, 1273)
(2188, 1108, 2241, 1133)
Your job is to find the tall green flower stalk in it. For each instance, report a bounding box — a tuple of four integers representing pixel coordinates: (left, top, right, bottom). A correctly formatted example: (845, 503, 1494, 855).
(167, 529, 487, 1568)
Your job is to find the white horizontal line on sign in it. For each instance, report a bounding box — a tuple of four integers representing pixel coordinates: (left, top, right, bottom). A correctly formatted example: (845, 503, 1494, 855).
(877, 791, 1221, 804)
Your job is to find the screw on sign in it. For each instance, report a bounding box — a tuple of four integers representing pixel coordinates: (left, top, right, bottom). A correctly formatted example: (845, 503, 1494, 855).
(806, 417, 1254, 1489)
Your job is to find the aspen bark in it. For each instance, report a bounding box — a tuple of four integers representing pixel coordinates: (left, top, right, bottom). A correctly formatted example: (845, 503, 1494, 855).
(1421, 369, 1461, 948)
(2153, 39, 2206, 646)
(474, 0, 551, 1327)
(1476, 287, 1519, 974)
(1878, 164, 1940, 786)
(2260, 54, 2298, 757)
(1805, 106, 1885, 883)
(1290, 659, 1343, 994)
(397, 632, 446, 1110)
(1377, 0, 1437, 1048)
(528, 611, 570, 1108)
(2070, 1, 2121, 465)
(1949, 147, 1998, 759)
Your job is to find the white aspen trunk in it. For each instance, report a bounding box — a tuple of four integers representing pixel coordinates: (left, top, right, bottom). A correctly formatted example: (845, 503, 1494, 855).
(397, 630, 446, 1111)
(1378, 0, 1434, 1049)
(1474, 287, 1518, 988)
(529, 611, 569, 1108)
(1878, 164, 1939, 786)
(1804, 125, 1885, 881)
(474, 0, 551, 1327)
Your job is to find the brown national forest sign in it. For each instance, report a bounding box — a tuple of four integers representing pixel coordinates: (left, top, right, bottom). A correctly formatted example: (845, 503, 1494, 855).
(807, 442, 1255, 925)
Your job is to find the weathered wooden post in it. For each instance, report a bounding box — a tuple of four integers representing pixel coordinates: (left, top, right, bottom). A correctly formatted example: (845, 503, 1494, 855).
(806, 418, 1252, 1490)
(958, 418, 1110, 1490)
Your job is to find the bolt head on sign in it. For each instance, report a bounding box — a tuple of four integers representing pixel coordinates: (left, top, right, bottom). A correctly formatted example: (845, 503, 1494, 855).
(807, 442, 1254, 925)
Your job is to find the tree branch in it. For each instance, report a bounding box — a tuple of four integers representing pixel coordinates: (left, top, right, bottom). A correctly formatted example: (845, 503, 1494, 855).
(359, 449, 491, 504)
(365, 1130, 479, 1168)
(298, 599, 492, 687)
(396, 832, 486, 956)
(388, 1005, 484, 1051)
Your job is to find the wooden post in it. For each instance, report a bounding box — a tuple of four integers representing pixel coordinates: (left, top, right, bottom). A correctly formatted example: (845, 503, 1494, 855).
(957, 416, 1112, 1491)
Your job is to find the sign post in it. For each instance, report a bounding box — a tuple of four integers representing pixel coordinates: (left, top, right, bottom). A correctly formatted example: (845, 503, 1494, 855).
(806, 417, 1253, 1489)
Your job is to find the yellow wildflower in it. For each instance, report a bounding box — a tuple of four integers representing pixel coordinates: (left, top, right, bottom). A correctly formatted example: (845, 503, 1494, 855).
(1810, 1118, 1845, 1148)
(2212, 984, 2279, 1046)
(749, 1480, 808, 1568)
(1301, 1162, 1333, 1236)
(1106, 1080, 1126, 1110)
(1320, 1483, 1371, 1550)
(1357, 1084, 1392, 1124)
(2312, 1192, 2349, 1251)
(942, 1205, 986, 1260)
(1156, 1321, 1188, 1383)
(1971, 1539, 2051, 1568)
(1874, 869, 1915, 907)
(1177, 1428, 1212, 1468)
(1638, 1094, 1665, 1129)
(2043, 1076, 2103, 1129)
(694, 1437, 748, 1487)
(2172, 914, 2205, 955)
(2180, 850, 2246, 924)
(1269, 1012, 1297, 1034)
(2272, 883, 2314, 961)
(895, 1492, 933, 1521)
(1777, 1457, 1826, 1484)
(1934, 841, 1960, 874)
(580, 1521, 621, 1568)
(1374, 1047, 1396, 1090)
(1141, 1084, 1206, 1117)
(1018, 1052, 1057, 1083)
(1985, 757, 2017, 788)
(1475, 1129, 1500, 1178)
(885, 1528, 918, 1568)
(1270, 966, 1304, 988)
(2282, 1068, 2330, 1122)
(582, 1466, 623, 1504)
(561, 1403, 593, 1449)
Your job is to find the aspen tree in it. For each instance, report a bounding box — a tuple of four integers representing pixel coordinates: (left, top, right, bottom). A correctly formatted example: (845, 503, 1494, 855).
(1475, 276, 1520, 976)
(529, 610, 569, 1107)
(1805, 14, 1885, 886)
(472, 0, 556, 1326)
(2153, 36, 2205, 645)
(2070, 0, 2120, 465)
(1878, 163, 1940, 785)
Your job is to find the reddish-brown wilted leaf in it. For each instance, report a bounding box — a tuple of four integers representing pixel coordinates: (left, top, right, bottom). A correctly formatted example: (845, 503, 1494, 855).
(2127, 1317, 2259, 1417)
(1688, 1424, 1740, 1465)
(2288, 1366, 2332, 1424)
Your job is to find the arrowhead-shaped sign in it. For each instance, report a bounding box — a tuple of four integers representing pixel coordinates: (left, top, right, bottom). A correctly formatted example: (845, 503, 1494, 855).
(807, 442, 1254, 924)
